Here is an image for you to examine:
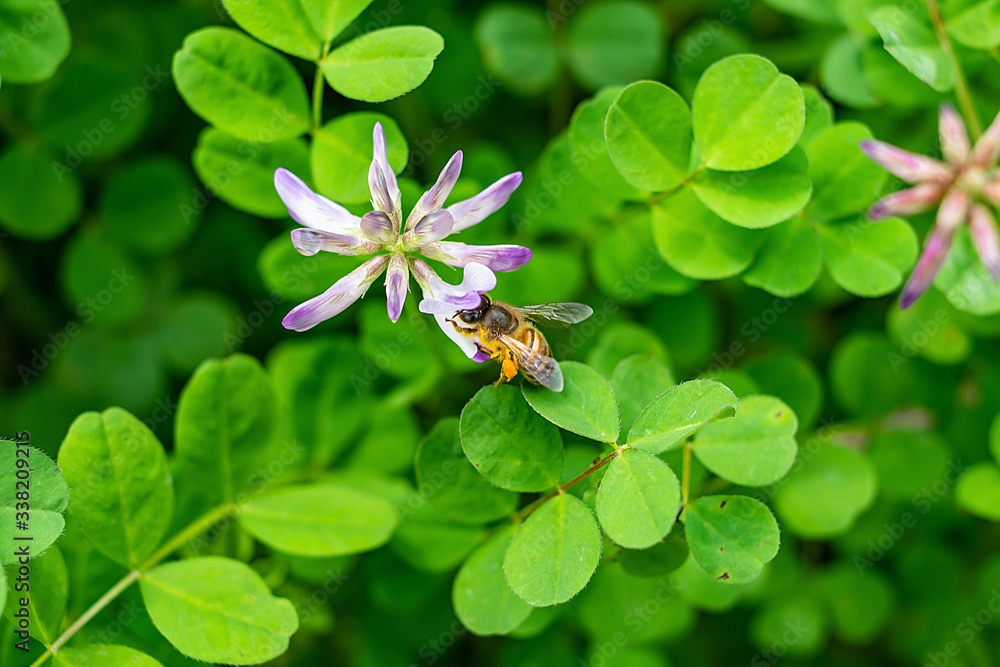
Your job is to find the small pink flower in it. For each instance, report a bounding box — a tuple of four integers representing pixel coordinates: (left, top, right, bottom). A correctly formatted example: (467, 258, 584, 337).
(861, 104, 1000, 308)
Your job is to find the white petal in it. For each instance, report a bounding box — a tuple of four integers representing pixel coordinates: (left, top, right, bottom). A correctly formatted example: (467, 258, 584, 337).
(274, 168, 360, 234)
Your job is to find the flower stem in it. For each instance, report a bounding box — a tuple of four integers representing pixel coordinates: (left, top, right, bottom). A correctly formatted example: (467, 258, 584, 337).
(311, 43, 331, 131)
(681, 439, 692, 506)
(926, 0, 983, 137)
(29, 503, 238, 667)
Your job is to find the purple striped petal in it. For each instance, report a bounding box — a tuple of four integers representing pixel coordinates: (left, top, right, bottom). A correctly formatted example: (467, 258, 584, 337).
(290, 228, 379, 256)
(417, 262, 497, 314)
(419, 241, 532, 272)
(939, 103, 971, 166)
(858, 140, 953, 184)
(936, 187, 970, 232)
(969, 204, 1000, 280)
(412, 209, 455, 244)
(867, 182, 945, 220)
(406, 151, 463, 231)
(370, 123, 401, 222)
(384, 253, 409, 322)
(274, 168, 361, 234)
(971, 108, 1000, 167)
(368, 161, 399, 227)
(282, 255, 388, 331)
(900, 227, 954, 309)
(361, 211, 395, 243)
(447, 172, 523, 232)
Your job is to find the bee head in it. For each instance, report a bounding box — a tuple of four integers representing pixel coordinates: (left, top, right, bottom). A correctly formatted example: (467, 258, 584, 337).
(448, 294, 491, 329)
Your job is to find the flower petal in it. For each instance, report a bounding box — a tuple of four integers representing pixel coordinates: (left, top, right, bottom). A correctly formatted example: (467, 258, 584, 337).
(274, 168, 361, 234)
(984, 171, 1000, 206)
(413, 259, 495, 312)
(368, 161, 399, 226)
(412, 209, 455, 244)
(432, 312, 482, 360)
(406, 150, 463, 231)
(447, 172, 523, 232)
(370, 123, 401, 223)
(867, 182, 945, 220)
(971, 108, 1000, 167)
(900, 227, 954, 309)
(290, 228, 379, 256)
(936, 187, 970, 232)
(419, 241, 532, 272)
(858, 140, 953, 184)
(939, 103, 971, 166)
(969, 204, 1000, 279)
(384, 253, 409, 322)
(282, 255, 388, 331)
(361, 210, 395, 243)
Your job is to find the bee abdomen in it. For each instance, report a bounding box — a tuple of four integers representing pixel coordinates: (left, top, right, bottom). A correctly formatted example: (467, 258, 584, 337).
(523, 328, 556, 384)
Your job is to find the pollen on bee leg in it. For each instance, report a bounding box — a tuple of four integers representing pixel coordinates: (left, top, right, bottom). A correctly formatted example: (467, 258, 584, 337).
(502, 358, 518, 380)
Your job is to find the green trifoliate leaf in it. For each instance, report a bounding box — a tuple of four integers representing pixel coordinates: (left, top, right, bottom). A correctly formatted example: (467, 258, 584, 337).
(474, 5, 558, 95)
(689, 146, 812, 229)
(565, 0, 664, 90)
(693, 395, 798, 487)
(238, 483, 397, 556)
(936, 227, 1000, 315)
(742, 217, 822, 297)
(691, 54, 804, 171)
(3, 545, 66, 644)
(193, 129, 310, 218)
(887, 289, 972, 365)
(311, 112, 407, 204)
(956, 463, 1000, 521)
(569, 86, 646, 199)
(805, 122, 887, 221)
(820, 564, 896, 644)
(671, 555, 749, 612)
(0, 0, 70, 83)
(605, 80, 692, 192)
(685, 495, 780, 584)
(818, 217, 918, 297)
(60, 236, 147, 326)
(174, 355, 282, 522)
(869, 5, 955, 91)
(750, 597, 828, 657)
(763, 0, 841, 23)
(652, 190, 765, 280)
(301, 0, 373, 42)
(415, 418, 518, 524)
(744, 353, 824, 430)
(453, 525, 533, 636)
(100, 157, 198, 254)
(619, 527, 689, 577)
(0, 145, 81, 241)
(800, 83, 834, 145)
(820, 34, 880, 109)
(610, 354, 676, 435)
(946, 0, 1000, 49)
(627, 379, 739, 454)
(52, 645, 163, 667)
(522, 362, 620, 444)
(503, 494, 602, 606)
(868, 431, 950, 500)
(0, 444, 67, 563)
(321, 26, 444, 103)
(460, 385, 563, 492)
(221, 0, 323, 60)
(586, 322, 670, 379)
(774, 443, 877, 538)
(172, 27, 310, 142)
(58, 407, 173, 567)
(830, 332, 910, 417)
(596, 448, 681, 549)
(141, 556, 298, 665)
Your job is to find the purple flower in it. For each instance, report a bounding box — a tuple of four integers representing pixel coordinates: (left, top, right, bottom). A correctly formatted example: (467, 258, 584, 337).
(414, 260, 496, 363)
(275, 122, 529, 330)
(861, 104, 1000, 308)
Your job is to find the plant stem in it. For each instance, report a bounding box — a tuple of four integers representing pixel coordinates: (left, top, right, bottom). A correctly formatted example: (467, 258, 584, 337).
(512, 446, 625, 523)
(311, 43, 330, 131)
(681, 439, 692, 506)
(30, 503, 238, 667)
(926, 0, 983, 137)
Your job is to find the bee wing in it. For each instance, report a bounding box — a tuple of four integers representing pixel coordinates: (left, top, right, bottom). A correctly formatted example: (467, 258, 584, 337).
(514, 302, 594, 329)
(497, 333, 564, 392)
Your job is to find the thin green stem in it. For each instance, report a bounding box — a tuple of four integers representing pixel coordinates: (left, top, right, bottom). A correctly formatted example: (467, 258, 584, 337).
(311, 43, 331, 131)
(30, 503, 238, 667)
(926, 0, 983, 137)
(512, 446, 625, 523)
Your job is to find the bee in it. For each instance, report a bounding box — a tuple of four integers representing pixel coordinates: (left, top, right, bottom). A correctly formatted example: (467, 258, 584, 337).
(446, 294, 593, 392)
